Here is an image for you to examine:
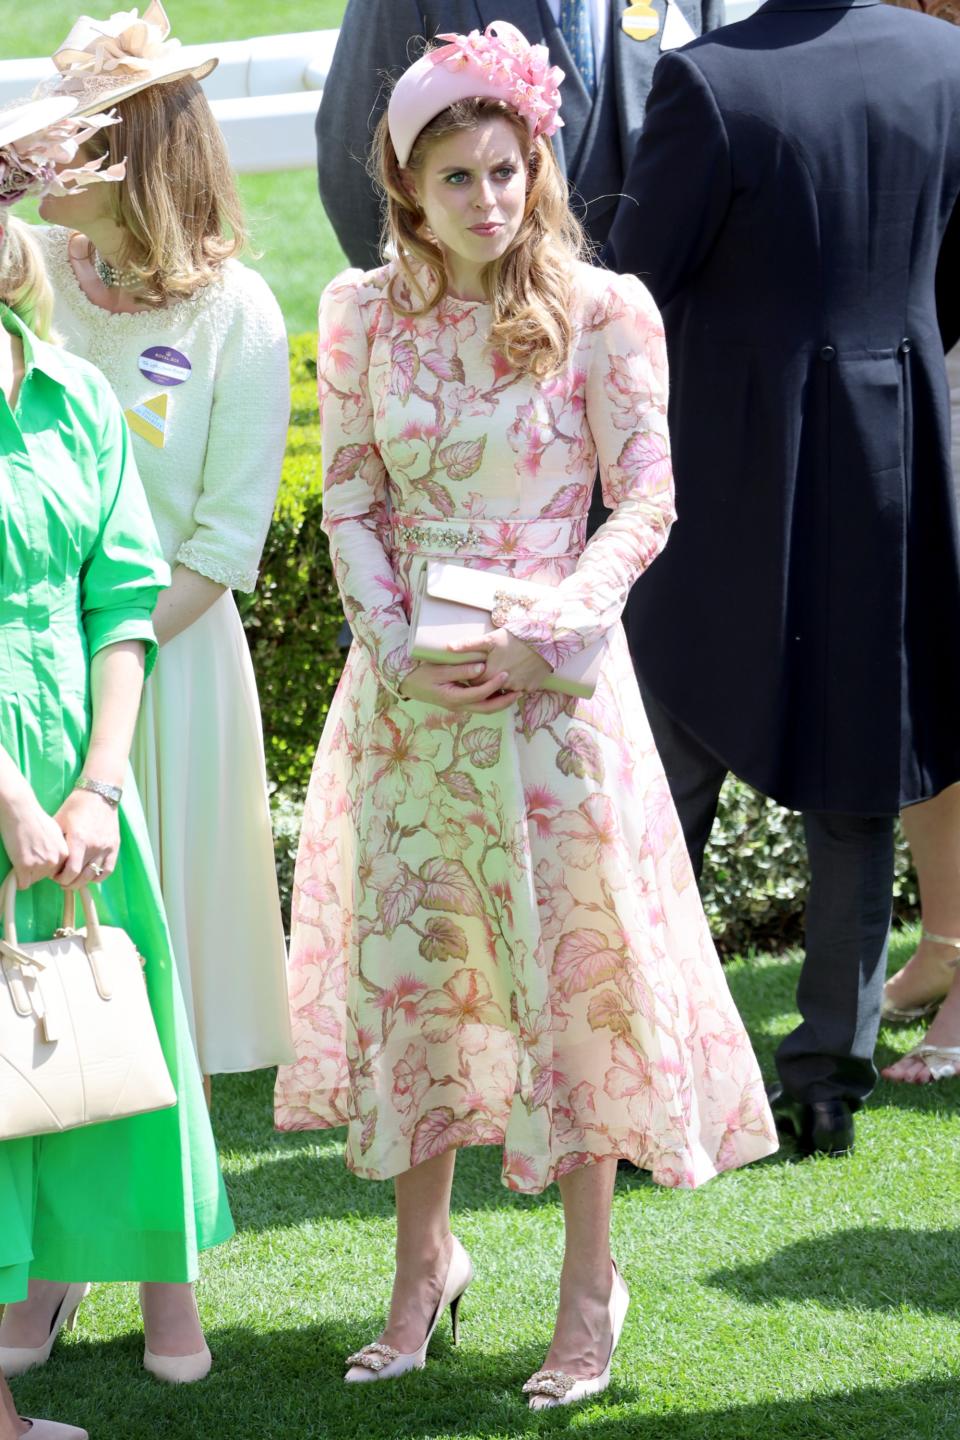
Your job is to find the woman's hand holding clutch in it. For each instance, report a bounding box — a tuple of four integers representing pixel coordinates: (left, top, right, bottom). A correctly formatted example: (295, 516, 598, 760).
(465, 628, 554, 695)
(399, 658, 520, 713)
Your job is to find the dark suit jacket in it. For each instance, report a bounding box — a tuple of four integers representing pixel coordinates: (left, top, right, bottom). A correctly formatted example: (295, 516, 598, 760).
(316, 0, 724, 269)
(605, 0, 960, 814)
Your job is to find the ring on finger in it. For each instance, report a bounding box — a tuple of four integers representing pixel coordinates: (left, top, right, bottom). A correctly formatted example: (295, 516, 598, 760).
(90, 862, 105, 878)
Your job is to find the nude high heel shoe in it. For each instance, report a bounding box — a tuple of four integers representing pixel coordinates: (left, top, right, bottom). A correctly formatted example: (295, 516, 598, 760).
(523, 1262, 630, 1410)
(140, 1284, 212, 1384)
(18, 1420, 88, 1439)
(344, 1236, 473, 1382)
(0, 1283, 90, 1376)
(142, 1341, 212, 1385)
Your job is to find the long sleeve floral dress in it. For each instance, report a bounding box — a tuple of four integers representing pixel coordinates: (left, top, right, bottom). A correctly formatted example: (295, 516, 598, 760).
(0, 307, 232, 1300)
(274, 261, 779, 1191)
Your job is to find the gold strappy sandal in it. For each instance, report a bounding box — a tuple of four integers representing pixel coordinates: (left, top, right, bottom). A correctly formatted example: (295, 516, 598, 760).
(881, 930, 960, 1024)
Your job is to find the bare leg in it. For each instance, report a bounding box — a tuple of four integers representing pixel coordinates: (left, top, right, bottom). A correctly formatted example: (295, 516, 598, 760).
(202, 1075, 212, 1110)
(374, 1151, 457, 1354)
(885, 785, 960, 1012)
(139, 1283, 206, 1357)
(0, 1372, 28, 1440)
(0, 1280, 71, 1349)
(540, 1158, 618, 1380)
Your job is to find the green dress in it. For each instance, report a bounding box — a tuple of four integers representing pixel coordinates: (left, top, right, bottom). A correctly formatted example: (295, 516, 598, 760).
(0, 306, 233, 1301)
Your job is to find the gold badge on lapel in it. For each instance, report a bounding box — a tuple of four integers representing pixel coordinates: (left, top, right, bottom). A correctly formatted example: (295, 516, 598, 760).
(622, 1, 660, 40)
(125, 392, 168, 449)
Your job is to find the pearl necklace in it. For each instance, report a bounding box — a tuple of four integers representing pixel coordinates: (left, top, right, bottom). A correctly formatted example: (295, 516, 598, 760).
(93, 250, 142, 290)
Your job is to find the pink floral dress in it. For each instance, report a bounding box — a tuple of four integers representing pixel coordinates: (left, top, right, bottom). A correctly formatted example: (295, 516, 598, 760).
(274, 261, 779, 1191)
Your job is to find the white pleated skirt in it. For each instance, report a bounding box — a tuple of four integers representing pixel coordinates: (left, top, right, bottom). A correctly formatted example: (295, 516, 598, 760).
(132, 591, 294, 1075)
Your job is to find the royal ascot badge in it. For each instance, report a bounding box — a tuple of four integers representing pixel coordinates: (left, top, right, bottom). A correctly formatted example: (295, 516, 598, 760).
(137, 345, 192, 386)
(125, 393, 168, 449)
(660, 0, 697, 49)
(622, 1, 660, 40)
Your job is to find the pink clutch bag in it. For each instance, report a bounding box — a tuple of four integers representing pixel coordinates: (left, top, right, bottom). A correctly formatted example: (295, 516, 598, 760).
(410, 560, 605, 700)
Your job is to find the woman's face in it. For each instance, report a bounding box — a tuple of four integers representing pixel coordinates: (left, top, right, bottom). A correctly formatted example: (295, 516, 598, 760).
(410, 118, 528, 285)
(38, 144, 116, 231)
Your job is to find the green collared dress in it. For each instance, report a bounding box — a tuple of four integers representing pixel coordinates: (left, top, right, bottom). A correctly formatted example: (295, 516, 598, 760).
(0, 306, 233, 1300)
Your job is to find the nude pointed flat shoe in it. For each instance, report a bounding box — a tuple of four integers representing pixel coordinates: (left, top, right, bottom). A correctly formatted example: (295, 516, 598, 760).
(0, 1283, 90, 1376)
(344, 1236, 473, 1383)
(523, 1263, 630, 1410)
(19, 1420, 88, 1440)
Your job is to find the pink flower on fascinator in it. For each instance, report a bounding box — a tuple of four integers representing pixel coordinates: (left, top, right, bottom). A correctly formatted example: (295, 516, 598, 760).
(435, 22, 565, 141)
(435, 30, 490, 70)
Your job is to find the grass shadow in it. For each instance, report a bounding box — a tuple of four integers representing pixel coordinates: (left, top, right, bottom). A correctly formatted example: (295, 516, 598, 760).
(12, 1324, 960, 1440)
(706, 1226, 960, 1314)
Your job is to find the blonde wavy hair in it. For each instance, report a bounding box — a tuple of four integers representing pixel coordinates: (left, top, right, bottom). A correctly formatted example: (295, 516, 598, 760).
(373, 97, 587, 378)
(0, 216, 54, 340)
(79, 77, 246, 306)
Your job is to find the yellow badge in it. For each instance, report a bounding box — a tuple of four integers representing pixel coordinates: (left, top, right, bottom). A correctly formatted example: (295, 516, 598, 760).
(124, 392, 168, 449)
(622, 1, 660, 40)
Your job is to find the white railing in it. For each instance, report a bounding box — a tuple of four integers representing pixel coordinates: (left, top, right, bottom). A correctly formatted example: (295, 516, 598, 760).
(0, 7, 763, 175)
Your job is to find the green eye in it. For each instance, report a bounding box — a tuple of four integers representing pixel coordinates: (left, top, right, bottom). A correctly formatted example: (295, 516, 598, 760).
(445, 172, 469, 185)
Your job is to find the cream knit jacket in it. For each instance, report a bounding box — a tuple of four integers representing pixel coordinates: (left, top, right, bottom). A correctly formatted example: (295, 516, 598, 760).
(38, 226, 290, 592)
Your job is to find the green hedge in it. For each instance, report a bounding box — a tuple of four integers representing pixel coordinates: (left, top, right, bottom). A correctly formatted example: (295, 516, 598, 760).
(236, 335, 342, 792)
(245, 336, 919, 951)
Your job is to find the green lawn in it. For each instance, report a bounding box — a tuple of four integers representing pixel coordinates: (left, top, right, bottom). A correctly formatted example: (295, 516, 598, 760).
(0, 1, 348, 57)
(239, 170, 347, 333)
(11, 928, 960, 1439)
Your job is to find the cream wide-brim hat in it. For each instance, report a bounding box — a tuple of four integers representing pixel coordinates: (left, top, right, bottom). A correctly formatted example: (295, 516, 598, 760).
(35, 2, 218, 119)
(0, 95, 79, 151)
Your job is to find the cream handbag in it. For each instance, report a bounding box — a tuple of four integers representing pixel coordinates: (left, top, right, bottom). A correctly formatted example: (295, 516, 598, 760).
(410, 560, 606, 700)
(0, 874, 176, 1140)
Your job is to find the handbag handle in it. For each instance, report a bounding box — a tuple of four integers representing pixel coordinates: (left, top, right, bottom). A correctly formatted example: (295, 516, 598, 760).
(0, 872, 111, 998)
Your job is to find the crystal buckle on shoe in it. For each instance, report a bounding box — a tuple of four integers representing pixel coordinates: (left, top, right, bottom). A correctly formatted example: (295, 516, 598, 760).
(522, 1368, 576, 1397)
(345, 1342, 400, 1371)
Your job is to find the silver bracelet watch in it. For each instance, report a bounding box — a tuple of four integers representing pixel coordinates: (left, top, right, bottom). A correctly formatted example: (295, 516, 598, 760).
(75, 777, 123, 809)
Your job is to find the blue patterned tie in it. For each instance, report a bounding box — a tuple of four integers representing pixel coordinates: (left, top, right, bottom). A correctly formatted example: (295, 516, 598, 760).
(559, 0, 597, 97)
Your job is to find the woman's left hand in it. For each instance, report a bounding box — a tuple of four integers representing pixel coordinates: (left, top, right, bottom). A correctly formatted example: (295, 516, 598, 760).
(52, 789, 120, 888)
(449, 628, 554, 694)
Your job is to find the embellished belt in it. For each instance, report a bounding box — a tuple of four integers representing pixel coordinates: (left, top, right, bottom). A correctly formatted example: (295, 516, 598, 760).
(389, 513, 586, 561)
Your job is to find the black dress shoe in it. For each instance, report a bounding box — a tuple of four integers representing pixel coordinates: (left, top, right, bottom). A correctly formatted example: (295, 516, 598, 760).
(766, 1083, 855, 1158)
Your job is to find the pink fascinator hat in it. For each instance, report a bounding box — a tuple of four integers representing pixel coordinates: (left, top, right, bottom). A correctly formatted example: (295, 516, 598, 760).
(0, 95, 126, 206)
(387, 20, 565, 167)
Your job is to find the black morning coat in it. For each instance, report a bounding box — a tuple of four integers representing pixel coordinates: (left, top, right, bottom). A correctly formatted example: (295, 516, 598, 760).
(604, 0, 960, 816)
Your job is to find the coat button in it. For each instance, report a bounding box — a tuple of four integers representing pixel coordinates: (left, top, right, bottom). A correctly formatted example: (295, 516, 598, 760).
(819, 345, 836, 361)
(899, 337, 912, 354)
